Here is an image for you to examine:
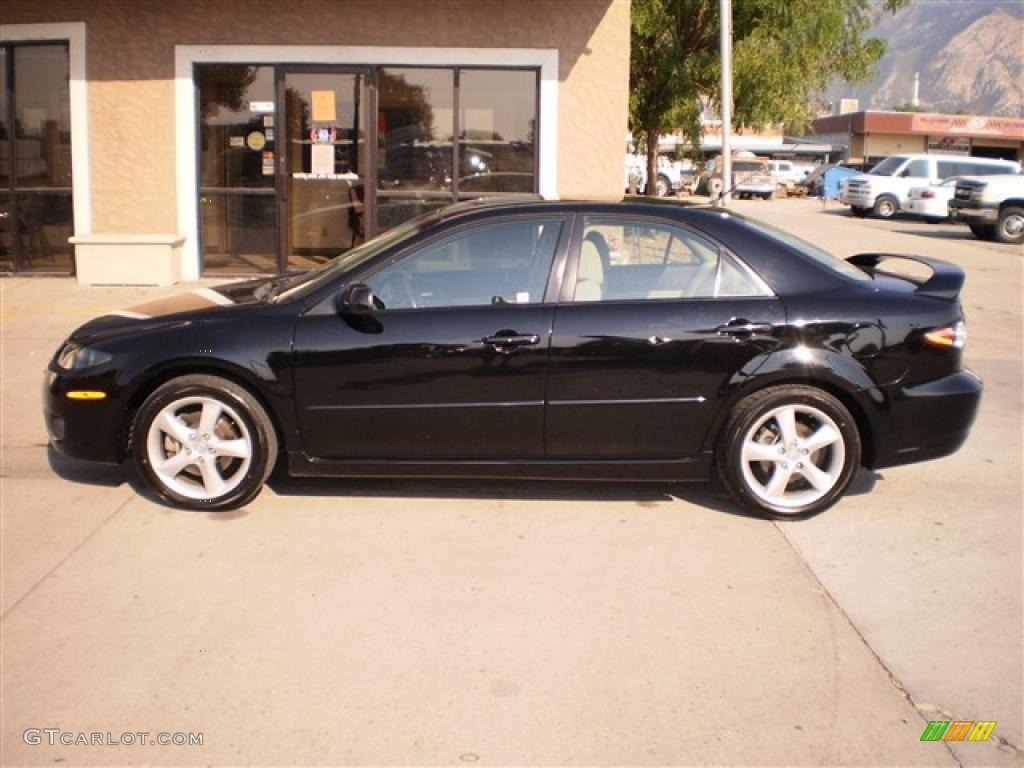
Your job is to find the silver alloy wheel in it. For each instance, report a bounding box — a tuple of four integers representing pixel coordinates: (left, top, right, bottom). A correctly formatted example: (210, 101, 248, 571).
(739, 403, 846, 511)
(1001, 211, 1024, 238)
(875, 198, 896, 218)
(145, 395, 253, 501)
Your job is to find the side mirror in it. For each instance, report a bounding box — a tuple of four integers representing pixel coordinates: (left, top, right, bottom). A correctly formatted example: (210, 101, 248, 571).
(339, 283, 376, 315)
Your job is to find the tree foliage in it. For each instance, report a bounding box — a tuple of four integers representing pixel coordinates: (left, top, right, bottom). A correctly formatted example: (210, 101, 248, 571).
(630, 0, 908, 188)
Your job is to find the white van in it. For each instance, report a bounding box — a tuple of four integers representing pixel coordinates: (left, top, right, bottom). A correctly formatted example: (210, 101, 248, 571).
(839, 153, 1020, 219)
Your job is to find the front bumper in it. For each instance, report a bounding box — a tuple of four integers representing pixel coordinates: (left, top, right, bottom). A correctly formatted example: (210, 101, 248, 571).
(43, 367, 124, 464)
(840, 191, 876, 207)
(871, 369, 982, 469)
(948, 200, 999, 223)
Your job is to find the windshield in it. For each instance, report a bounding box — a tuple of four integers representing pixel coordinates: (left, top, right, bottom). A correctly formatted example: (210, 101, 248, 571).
(868, 156, 907, 176)
(734, 162, 767, 173)
(273, 215, 431, 302)
(737, 216, 870, 282)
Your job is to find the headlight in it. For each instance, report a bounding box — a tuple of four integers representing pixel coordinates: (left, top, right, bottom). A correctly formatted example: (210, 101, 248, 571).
(56, 342, 113, 370)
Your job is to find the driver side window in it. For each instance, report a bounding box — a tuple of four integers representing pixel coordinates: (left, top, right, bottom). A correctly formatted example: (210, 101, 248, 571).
(367, 218, 563, 310)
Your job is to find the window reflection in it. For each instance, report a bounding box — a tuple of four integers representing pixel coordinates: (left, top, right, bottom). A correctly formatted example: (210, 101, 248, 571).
(198, 65, 277, 274)
(378, 68, 454, 192)
(458, 70, 537, 195)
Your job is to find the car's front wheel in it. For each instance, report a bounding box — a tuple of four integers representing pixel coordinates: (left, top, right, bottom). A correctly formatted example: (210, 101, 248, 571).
(132, 374, 278, 510)
(995, 206, 1024, 244)
(872, 195, 899, 219)
(717, 385, 861, 519)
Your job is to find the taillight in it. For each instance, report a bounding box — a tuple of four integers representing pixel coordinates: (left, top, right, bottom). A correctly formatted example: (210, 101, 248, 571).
(924, 320, 966, 349)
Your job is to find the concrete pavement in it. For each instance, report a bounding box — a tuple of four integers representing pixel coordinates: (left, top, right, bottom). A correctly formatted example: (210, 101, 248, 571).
(1, 199, 1020, 766)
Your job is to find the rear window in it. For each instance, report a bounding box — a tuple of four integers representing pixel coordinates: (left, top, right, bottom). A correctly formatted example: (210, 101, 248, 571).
(738, 218, 870, 282)
(734, 161, 767, 173)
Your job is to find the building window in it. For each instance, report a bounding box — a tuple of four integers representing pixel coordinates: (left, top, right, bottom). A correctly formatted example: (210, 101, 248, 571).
(0, 42, 74, 274)
(457, 69, 537, 197)
(194, 64, 540, 275)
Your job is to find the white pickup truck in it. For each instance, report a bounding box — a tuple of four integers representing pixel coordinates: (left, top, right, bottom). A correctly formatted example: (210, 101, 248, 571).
(948, 174, 1024, 244)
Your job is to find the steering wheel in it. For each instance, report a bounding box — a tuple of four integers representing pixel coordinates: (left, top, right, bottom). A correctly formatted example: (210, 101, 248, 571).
(372, 271, 419, 309)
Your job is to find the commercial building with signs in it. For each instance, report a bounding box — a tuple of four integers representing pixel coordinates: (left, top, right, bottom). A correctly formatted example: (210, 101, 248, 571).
(810, 110, 1024, 167)
(1, 0, 629, 281)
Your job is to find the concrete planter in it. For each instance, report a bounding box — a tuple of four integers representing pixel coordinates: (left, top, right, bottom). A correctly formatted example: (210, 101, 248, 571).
(69, 233, 186, 286)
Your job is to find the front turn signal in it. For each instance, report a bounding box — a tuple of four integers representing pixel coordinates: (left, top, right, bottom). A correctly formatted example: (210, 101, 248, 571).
(66, 390, 108, 400)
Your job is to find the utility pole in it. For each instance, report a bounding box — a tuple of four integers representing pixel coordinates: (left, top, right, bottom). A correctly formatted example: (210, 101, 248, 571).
(719, 0, 733, 205)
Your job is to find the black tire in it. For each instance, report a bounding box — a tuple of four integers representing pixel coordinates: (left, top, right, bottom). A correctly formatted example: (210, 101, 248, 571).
(969, 223, 998, 241)
(716, 385, 861, 520)
(654, 175, 671, 198)
(850, 206, 870, 218)
(872, 195, 899, 219)
(132, 374, 278, 511)
(995, 206, 1024, 244)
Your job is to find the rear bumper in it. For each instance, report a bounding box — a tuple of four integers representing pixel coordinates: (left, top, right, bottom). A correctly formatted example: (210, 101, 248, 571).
(871, 369, 982, 469)
(905, 199, 947, 218)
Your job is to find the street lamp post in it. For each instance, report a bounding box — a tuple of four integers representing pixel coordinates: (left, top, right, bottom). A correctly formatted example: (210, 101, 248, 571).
(719, 0, 733, 205)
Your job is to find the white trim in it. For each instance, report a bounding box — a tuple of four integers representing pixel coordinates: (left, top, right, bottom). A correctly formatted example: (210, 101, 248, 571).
(175, 45, 558, 279)
(0, 22, 91, 236)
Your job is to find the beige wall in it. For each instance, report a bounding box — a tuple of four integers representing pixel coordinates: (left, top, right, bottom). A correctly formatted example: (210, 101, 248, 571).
(3, 0, 630, 236)
(861, 132, 927, 158)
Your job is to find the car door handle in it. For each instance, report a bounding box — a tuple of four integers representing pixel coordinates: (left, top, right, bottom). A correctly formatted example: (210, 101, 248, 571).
(716, 320, 774, 337)
(481, 332, 541, 351)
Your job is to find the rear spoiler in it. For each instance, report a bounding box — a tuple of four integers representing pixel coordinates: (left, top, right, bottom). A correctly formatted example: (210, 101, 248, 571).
(846, 253, 965, 301)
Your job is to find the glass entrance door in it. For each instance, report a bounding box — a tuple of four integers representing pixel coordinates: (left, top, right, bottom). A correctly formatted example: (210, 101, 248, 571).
(280, 70, 368, 272)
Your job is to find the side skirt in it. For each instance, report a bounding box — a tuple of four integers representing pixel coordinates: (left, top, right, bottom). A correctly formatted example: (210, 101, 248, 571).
(287, 452, 714, 482)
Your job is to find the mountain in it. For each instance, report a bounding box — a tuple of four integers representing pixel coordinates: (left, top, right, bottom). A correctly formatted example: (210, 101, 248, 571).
(830, 0, 1023, 117)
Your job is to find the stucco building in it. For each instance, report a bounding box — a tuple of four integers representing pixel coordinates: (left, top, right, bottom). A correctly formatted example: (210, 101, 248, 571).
(1, 0, 630, 282)
(810, 110, 1024, 168)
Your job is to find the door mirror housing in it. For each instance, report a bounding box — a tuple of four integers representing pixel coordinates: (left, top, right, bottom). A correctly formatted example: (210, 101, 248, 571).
(339, 283, 376, 315)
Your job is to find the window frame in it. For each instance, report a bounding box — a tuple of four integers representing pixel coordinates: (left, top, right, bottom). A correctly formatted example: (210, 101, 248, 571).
(559, 213, 774, 305)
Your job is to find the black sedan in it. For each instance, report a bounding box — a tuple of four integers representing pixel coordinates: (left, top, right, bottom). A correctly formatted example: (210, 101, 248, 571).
(44, 199, 981, 518)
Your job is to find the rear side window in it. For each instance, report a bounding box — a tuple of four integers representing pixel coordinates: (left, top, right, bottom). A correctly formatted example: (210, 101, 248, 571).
(572, 218, 771, 302)
(903, 159, 930, 178)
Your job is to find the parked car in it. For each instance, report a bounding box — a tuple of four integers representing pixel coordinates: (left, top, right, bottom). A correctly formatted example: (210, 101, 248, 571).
(706, 155, 775, 199)
(624, 154, 695, 197)
(44, 199, 981, 519)
(948, 173, 1024, 244)
(839, 153, 1020, 219)
(904, 178, 958, 222)
(766, 160, 804, 191)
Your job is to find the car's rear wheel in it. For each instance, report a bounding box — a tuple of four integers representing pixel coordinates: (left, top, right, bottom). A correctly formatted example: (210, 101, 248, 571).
(717, 385, 861, 520)
(872, 195, 898, 219)
(654, 175, 671, 197)
(132, 374, 277, 510)
(995, 206, 1024, 244)
(969, 223, 998, 241)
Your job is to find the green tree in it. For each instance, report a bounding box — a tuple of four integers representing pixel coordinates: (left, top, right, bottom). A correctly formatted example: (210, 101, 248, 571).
(630, 0, 908, 192)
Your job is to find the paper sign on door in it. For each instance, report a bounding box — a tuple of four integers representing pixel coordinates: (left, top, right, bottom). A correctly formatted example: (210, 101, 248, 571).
(311, 90, 336, 122)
